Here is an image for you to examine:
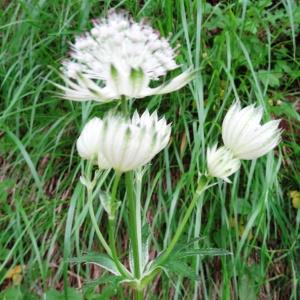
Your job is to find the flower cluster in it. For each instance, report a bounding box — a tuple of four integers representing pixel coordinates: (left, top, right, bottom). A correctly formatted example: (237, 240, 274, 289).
(207, 101, 281, 182)
(58, 11, 281, 180)
(77, 110, 171, 172)
(58, 11, 193, 102)
(56, 11, 190, 172)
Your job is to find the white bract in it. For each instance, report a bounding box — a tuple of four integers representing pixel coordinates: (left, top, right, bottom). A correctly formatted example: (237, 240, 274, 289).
(207, 101, 281, 182)
(76, 110, 171, 172)
(76, 118, 103, 161)
(98, 110, 171, 171)
(222, 101, 281, 160)
(58, 11, 193, 102)
(207, 145, 241, 183)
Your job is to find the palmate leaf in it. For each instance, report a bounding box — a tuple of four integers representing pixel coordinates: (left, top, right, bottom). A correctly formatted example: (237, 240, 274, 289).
(83, 274, 123, 288)
(163, 260, 200, 281)
(83, 275, 122, 300)
(151, 245, 231, 281)
(174, 236, 207, 252)
(69, 253, 120, 276)
(153, 236, 207, 265)
(155, 236, 230, 265)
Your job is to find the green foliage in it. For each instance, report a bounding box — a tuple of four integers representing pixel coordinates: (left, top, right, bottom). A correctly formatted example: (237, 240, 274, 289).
(44, 288, 83, 300)
(0, 287, 23, 300)
(69, 253, 121, 276)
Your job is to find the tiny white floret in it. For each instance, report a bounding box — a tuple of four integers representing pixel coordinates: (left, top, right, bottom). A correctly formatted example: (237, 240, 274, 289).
(57, 10, 193, 102)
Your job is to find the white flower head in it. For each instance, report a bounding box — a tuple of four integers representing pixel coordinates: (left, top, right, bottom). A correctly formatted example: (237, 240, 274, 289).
(222, 101, 281, 160)
(58, 10, 193, 102)
(76, 117, 103, 161)
(97, 110, 171, 172)
(207, 145, 241, 183)
(76, 110, 171, 172)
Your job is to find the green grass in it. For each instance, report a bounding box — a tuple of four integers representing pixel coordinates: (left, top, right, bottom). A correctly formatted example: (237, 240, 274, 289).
(0, 0, 300, 299)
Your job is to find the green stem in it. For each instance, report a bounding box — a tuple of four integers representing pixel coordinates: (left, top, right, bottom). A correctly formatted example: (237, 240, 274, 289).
(108, 172, 132, 278)
(135, 290, 143, 300)
(85, 162, 111, 255)
(108, 218, 130, 278)
(140, 178, 209, 289)
(126, 171, 141, 279)
(86, 171, 131, 279)
(110, 172, 122, 219)
(156, 177, 208, 266)
(87, 188, 112, 256)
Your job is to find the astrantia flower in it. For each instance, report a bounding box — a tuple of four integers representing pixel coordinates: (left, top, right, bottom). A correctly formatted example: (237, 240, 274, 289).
(222, 102, 281, 160)
(207, 145, 241, 183)
(98, 110, 171, 172)
(76, 110, 171, 172)
(58, 11, 193, 102)
(76, 117, 103, 161)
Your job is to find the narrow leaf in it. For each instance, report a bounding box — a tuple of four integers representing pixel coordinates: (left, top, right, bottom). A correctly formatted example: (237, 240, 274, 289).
(176, 248, 232, 259)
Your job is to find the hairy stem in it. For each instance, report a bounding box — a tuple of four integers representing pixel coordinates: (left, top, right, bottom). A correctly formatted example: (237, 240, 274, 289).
(126, 171, 142, 279)
(108, 172, 132, 278)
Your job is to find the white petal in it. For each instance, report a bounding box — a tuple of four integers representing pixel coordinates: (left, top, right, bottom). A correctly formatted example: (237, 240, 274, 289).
(93, 110, 171, 172)
(141, 69, 194, 97)
(98, 152, 111, 169)
(58, 12, 190, 102)
(123, 129, 151, 171)
(76, 118, 103, 161)
(222, 101, 241, 148)
(222, 102, 281, 160)
(55, 75, 116, 102)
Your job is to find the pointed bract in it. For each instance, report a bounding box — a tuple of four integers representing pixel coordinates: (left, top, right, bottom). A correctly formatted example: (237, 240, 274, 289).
(98, 110, 171, 172)
(207, 145, 241, 183)
(76, 110, 171, 172)
(222, 102, 281, 160)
